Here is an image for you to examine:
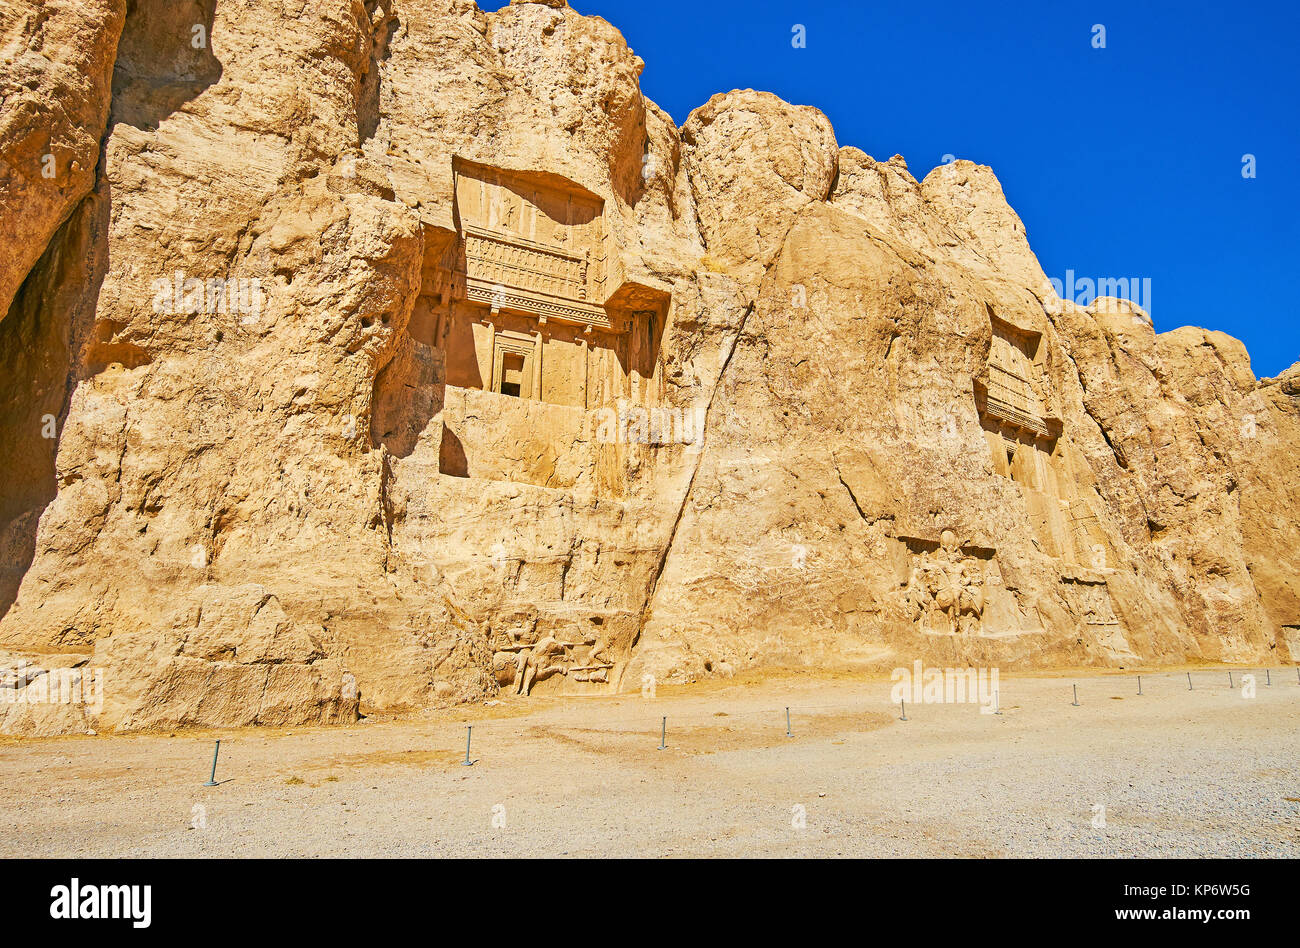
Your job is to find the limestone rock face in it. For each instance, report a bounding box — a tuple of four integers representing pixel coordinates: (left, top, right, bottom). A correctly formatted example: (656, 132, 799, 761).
(682, 90, 839, 286)
(1, 1, 1297, 733)
(0, 0, 125, 322)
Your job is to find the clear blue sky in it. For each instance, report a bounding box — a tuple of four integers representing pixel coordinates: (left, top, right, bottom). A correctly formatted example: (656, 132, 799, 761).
(485, 0, 1299, 377)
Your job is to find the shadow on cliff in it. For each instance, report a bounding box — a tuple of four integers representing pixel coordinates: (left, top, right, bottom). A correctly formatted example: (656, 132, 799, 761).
(0, 195, 108, 621)
(110, 0, 222, 132)
(370, 342, 445, 460)
(357, 0, 398, 146)
(0, 0, 223, 622)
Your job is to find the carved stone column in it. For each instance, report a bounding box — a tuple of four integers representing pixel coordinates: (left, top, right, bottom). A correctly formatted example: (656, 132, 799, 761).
(533, 320, 545, 401)
(581, 325, 591, 410)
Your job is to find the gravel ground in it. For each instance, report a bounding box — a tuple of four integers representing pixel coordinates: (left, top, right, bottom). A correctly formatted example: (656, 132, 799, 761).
(1, 668, 1296, 857)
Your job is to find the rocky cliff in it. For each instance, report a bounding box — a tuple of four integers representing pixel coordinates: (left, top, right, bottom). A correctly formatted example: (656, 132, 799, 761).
(2, 0, 1297, 734)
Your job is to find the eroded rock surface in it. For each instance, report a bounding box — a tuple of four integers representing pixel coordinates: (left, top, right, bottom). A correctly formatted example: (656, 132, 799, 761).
(1, 0, 1296, 733)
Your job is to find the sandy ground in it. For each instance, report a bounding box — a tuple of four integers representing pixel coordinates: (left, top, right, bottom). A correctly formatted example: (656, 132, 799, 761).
(1, 667, 1297, 858)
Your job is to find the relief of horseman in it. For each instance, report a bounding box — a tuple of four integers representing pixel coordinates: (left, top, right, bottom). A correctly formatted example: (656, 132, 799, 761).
(905, 530, 986, 635)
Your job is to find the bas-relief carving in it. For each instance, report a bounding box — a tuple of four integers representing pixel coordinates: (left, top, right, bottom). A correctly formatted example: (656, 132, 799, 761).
(976, 313, 1104, 567)
(491, 627, 616, 696)
(895, 517, 1132, 642)
(902, 530, 987, 636)
(897, 528, 1060, 638)
(452, 159, 614, 332)
(976, 320, 1061, 503)
(1059, 576, 1134, 657)
(978, 318, 1058, 440)
(429, 160, 670, 421)
(1282, 627, 1300, 663)
(1059, 577, 1120, 628)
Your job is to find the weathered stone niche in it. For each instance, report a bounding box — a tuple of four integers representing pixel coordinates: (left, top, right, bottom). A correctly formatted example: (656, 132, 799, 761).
(425, 160, 665, 410)
(396, 160, 671, 494)
(975, 312, 1110, 568)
